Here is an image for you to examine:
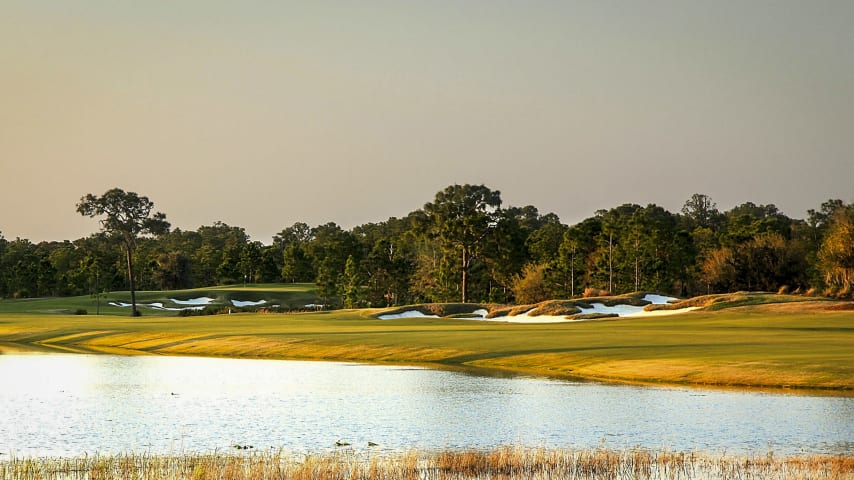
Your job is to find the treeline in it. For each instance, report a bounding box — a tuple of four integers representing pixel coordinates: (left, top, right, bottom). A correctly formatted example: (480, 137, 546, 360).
(1, 185, 853, 306)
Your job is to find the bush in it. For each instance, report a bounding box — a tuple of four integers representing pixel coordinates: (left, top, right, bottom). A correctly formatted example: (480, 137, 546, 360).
(74, 309, 88, 315)
(583, 288, 610, 298)
(511, 264, 550, 304)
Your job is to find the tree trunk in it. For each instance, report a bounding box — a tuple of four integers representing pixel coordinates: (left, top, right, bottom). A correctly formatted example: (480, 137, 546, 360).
(125, 243, 139, 317)
(570, 248, 575, 297)
(461, 247, 468, 303)
(608, 233, 613, 294)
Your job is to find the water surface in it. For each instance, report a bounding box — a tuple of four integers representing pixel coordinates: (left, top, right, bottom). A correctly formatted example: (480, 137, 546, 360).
(0, 353, 852, 457)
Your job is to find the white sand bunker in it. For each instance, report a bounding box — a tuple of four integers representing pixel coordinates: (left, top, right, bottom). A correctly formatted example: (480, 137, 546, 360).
(476, 309, 571, 324)
(503, 294, 697, 323)
(378, 310, 440, 320)
(171, 297, 215, 305)
(231, 299, 267, 307)
(378, 295, 697, 323)
(576, 294, 675, 318)
(107, 301, 205, 311)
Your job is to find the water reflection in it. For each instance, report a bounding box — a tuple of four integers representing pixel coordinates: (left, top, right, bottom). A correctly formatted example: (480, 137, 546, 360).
(0, 353, 851, 457)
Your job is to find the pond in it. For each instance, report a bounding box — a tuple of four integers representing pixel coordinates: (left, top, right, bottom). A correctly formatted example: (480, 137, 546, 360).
(0, 353, 852, 457)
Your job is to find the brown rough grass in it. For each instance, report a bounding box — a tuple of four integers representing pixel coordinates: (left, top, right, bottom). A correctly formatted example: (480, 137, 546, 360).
(2, 448, 852, 480)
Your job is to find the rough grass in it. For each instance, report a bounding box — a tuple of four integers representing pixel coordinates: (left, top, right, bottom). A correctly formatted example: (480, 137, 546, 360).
(1, 448, 852, 480)
(655, 292, 835, 311)
(1, 292, 854, 392)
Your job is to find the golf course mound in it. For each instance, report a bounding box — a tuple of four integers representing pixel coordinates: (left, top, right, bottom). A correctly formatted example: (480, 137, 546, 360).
(376, 293, 697, 323)
(647, 292, 846, 313)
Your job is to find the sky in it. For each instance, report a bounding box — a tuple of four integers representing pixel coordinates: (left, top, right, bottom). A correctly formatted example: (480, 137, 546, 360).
(2, 1, 853, 244)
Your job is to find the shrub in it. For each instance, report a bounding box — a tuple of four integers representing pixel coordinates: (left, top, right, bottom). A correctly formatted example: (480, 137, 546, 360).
(74, 309, 88, 315)
(511, 264, 550, 304)
(583, 288, 610, 298)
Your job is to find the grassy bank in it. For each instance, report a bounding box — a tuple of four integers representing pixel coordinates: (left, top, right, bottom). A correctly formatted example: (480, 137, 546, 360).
(0, 312, 851, 391)
(2, 448, 853, 480)
(1, 293, 853, 392)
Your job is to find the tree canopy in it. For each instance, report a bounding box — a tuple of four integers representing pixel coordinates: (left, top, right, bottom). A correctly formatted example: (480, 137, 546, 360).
(0, 186, 851, 306)
(423, 184, 502, 303)
(76, 188, 170, 315)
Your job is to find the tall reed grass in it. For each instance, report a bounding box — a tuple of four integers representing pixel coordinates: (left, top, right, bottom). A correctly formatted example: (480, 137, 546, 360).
(1, 447, 852, 480)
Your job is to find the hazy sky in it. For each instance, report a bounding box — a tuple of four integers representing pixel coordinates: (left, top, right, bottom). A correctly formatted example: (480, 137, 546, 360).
(2, 1, 853, 244)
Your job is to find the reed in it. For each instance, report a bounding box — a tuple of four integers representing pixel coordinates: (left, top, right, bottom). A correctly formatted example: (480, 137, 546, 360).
(1, 448, 852, 480)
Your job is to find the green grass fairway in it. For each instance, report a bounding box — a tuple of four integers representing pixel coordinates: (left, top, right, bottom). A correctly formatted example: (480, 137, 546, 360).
(1, 294, 853, 393)
(0, 283, 319, 316)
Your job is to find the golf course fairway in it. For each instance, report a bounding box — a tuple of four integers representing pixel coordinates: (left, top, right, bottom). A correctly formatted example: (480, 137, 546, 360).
(1, 293, 852, 393)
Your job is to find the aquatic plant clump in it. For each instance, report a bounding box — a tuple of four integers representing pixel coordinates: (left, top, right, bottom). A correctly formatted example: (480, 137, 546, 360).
(1, 448, 852, 480)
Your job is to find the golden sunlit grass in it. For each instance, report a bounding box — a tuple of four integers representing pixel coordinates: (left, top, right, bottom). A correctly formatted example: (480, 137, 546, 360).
(1, 292, 853, 392)
(659, 292, 837, 311)
(1, 448, 853, 480)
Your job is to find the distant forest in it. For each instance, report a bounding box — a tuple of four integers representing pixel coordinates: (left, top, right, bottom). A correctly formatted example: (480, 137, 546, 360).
(2, 184, 853, 306)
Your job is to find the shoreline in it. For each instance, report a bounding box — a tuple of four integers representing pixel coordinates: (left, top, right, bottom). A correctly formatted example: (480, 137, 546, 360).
(2, 338, 852, 398)
(1, 305, 853, 396)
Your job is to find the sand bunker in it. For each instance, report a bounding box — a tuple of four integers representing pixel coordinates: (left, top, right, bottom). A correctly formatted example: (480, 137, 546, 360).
(503, 294, 696, 322)
(231, 300, 267, 307)
(171, 297, 216, 305)
(378, 295, 697, 323)
(574, 294, 698, 318)
(107, 301, 205, 311)
(378, 310, 440, 320)
(478, 309, 573, 324)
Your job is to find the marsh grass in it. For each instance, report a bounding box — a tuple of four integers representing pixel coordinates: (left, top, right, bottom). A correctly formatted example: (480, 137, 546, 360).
(1, 448, 852, 480)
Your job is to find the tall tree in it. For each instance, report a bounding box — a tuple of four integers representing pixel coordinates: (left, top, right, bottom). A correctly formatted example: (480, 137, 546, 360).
(341, 254, 364, 308)
(423, 184, 502, 303)
(484, 206, 540, 302)
(306, 222, 359, 280)
(77, 188, 169, 316)
(819, 205, 854, 292)
(0, 231, 5, 297)
(315, 256, 340, 307)
(681, 193, 721, 230)
(153, 252, 192, 290)
(282, 244, 314, 283)
(558, 217, 602, 297)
